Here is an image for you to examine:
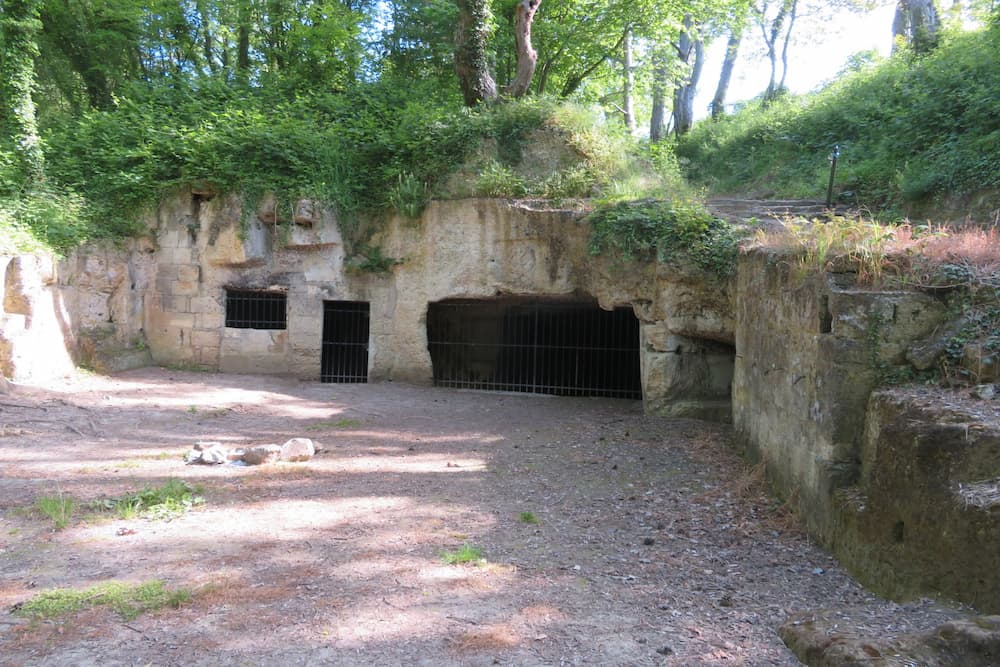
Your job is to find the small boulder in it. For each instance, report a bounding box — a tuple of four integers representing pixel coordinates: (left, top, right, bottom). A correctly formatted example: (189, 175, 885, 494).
(280, 437, 316, 462)
(186, 441, 227, 464)
(973, 384, 997, 400)
(241, 444, 281, 465)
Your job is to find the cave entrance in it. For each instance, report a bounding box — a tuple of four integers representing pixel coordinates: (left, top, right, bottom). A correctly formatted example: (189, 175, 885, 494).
(321, 301, 370, 383)
(426, 298, 641, 399)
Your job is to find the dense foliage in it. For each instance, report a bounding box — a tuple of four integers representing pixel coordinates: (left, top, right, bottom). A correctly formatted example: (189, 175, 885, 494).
(677, 26, 1000, 216)
(40, 87, 687, 243)
(587, 198, 745, 277)
(2, 1, 998, 257)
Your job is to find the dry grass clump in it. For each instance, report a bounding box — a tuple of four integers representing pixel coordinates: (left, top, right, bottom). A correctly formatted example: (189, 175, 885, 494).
(749, 217, 1000, 286)
(450, 624, 521, 651)
(910, 227, 1000, 277)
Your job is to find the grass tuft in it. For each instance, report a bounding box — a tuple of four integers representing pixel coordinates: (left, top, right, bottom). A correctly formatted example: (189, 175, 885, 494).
(90, 478, 205, 521)
(441, 544, 485, 565)
(35, 489, 75, 530)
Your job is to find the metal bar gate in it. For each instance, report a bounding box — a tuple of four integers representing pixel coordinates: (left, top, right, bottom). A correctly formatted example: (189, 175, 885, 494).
(321, 301, 370, 383)
(426, 299, 641, 399)
(225, 289, 287, 329)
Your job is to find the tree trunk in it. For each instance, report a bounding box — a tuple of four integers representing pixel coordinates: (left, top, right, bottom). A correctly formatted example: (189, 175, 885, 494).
(757, 0, 792, 102)
(892, 0, 940, 53)
(0, 0, 45, 183)
(506, 0, 542, 98)
(778, 0, 797, 92)
(711, 28, 741, 119)
(236, 0, 251, 77)
(197, 0, 216, 73)
(671, 17, 705, 138)
(622, 26, 635, 133)
(454, 0, 497, 106)
(649, 53, 668, 143)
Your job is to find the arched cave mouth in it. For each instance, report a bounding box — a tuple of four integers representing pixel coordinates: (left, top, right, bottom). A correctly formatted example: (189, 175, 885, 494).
(426, 297, 641, 399)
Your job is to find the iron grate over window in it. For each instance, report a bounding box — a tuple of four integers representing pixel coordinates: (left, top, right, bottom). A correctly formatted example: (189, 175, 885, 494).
(427, 299, 642, 399)
(225, 289, 287, 329)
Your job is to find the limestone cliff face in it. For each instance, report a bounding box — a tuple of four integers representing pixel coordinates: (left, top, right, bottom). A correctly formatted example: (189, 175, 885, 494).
(136, 194, 735, 419)
(3, 193, 998, 610)
(0, 194, 734, 417)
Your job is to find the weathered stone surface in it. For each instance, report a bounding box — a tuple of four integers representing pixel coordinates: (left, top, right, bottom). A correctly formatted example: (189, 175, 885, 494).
(280, 437, 315, 462)
(964, 343, 999, 382)
(203, 195, 270, 267)
(832, 389, 1000, 611)
(4, 255, 47, 315)
(241, 444, 281, 465)
(641, 329, 734, 421)
(780, 610, 1000, 667)
(293, 199, 317, 226)
(256, 192, 282, 224)
(734, 250, 952, 541)
(1, 254, 77, 381)
(907, 316, 969, 370)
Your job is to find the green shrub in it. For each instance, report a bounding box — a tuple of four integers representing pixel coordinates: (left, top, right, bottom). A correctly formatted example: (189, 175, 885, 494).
(476, 160, 526, 197)
(387, 172, 429, 219)
(540, 165, 595, 198)
(587, 199, 745, 277)
(678, 27, 1000, 214)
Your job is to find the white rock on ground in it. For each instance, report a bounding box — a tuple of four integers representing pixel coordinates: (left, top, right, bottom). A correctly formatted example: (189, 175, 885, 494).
(280, 437, 316, 462)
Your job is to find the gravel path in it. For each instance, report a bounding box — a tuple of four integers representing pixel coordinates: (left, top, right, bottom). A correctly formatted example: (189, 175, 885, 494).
(0, 369, 958, 665)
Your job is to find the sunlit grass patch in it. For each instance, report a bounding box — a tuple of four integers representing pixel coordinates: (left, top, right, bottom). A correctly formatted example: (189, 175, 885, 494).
(518, 511, 539, 524)
(441, 544, 485, 565)
(90, 478, 205, 521)
(306, 418, 360, 430)
(15, 580, 191, 621)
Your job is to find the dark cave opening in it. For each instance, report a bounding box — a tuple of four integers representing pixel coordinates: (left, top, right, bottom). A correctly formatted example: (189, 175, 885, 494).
(427, 297, 641, 399)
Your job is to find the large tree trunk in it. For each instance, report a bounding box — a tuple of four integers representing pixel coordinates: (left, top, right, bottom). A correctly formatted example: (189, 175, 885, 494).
(0, 0, 45, 183)
(622, 26, 635, 133)
(505, 0, 541, 98)
(649, 53, 668, 143)
(454, 0, 497, 106)
(892, 0, 940, 53)
(671, 17, 705, 138)
(711, 28, 741, 119)
(236, 0, 251, 78)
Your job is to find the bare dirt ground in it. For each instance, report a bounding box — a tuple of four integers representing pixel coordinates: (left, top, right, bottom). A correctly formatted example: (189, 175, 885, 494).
(0, 368, 962, 666)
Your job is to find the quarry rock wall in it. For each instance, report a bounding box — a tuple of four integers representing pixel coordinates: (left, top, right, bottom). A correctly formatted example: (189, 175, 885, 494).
(3, 195, 997, 611)
(0, 195, 734, 419)
(734, 250, 1000, 612)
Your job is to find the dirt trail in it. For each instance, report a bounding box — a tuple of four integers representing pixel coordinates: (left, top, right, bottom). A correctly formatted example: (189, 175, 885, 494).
(0, 369, 958, 665)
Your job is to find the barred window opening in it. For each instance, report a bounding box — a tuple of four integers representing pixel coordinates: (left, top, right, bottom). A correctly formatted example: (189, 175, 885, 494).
(225, 289, 287, 329)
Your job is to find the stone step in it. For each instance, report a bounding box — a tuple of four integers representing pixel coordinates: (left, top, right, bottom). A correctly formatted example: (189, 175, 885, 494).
(707, 198, 844, 224)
